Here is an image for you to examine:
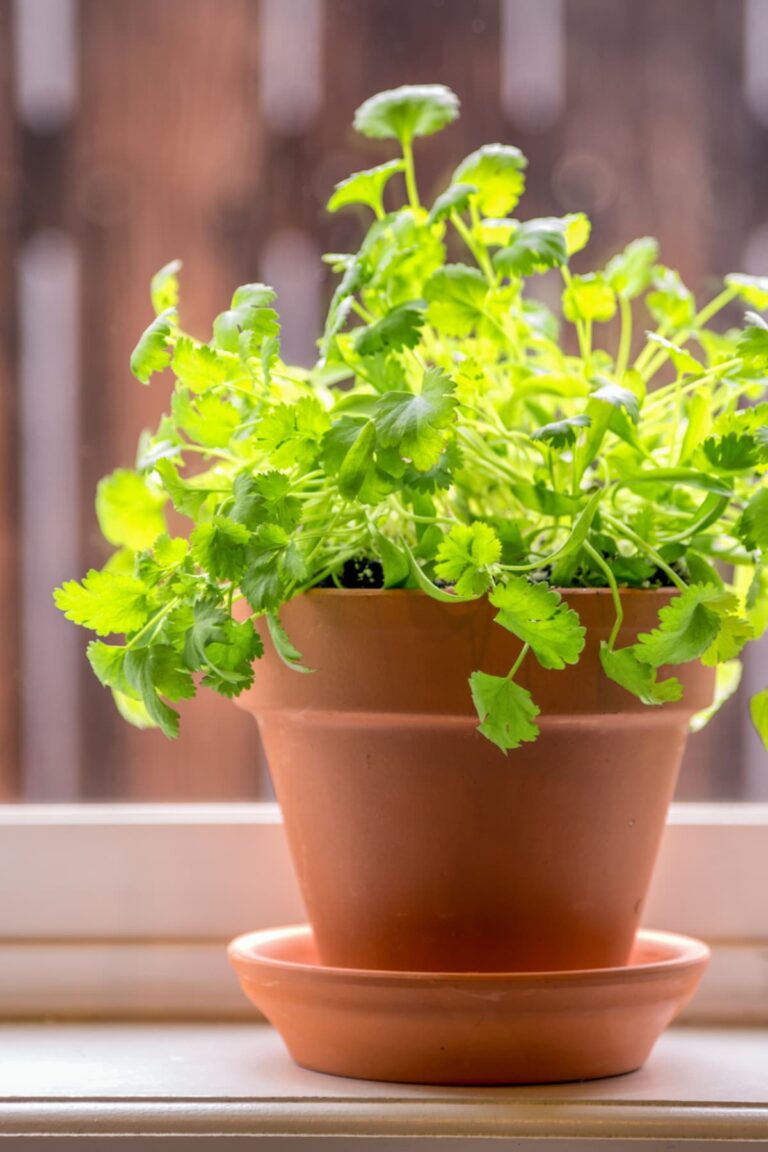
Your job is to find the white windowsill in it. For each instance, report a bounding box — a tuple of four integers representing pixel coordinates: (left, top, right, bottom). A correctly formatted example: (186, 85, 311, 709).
(1, 1023, 766, 1142)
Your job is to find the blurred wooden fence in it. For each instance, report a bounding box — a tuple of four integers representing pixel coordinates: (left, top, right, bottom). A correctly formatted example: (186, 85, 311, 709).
(0, 0, 766, 800)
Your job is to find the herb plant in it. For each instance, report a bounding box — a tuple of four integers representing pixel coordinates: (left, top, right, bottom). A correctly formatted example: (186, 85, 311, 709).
(55, 84, 768, 753)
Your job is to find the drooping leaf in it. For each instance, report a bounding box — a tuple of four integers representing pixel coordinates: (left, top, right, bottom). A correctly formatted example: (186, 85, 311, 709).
(267, 612, 312, 673)
(469, 671, 540, 752)
(600, 642, 683, 705)
(428, 182, 477, 224)
(190, 516, 251, 582)
(531, 414, 590, 449)
(634, 584, 743, 668)
(490, 578, 586, 670)
(494, 219, 568, 277)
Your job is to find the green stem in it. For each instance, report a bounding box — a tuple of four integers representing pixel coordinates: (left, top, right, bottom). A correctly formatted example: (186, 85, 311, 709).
(602, 513, 687, 591)
(616, 295, 633, 379)
(451, 212, 495, 285)
(125, 598, 180, 650)
(583, 541, 624, 649)
(507, 642, 530, 681)
(402, 138, 420, 210)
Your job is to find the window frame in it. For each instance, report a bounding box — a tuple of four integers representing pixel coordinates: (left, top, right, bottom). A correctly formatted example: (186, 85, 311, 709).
(0, 802, 766, 1021)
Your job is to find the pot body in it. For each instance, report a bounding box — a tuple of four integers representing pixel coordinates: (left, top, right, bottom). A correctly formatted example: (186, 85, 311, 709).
(237, 589, 714, 973)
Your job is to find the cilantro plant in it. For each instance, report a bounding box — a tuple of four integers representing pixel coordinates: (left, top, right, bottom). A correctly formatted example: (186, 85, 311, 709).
(55, 84, 768, 753)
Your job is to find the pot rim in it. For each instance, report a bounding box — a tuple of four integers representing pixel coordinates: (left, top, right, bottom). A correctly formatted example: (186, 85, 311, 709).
(228, 925, 710, 985)
(299, 586, 678, 599)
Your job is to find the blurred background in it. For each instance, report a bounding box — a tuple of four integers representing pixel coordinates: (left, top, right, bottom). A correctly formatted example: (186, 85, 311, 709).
(0, 0, 766, 802)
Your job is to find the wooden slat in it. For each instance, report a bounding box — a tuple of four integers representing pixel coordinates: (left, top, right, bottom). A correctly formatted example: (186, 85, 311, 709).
(0, 1, 20, 798)
(74, 0, 267, 799)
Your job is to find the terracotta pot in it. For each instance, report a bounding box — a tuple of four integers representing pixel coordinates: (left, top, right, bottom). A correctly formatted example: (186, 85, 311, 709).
(236, 589, 714, 973)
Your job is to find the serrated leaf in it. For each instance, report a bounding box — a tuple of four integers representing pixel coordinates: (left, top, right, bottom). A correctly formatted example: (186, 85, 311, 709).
(130, 308, 176, 384)
(54, 570, 150, 636)
(123, 645, 194, 738)
(172, 336, 230, 392)
(96, 469, 166, 551)
(634, 584, 741, 668)
(172, 389, 239, 448)
(600, 642, 683, 705)
(373, 367, 457, 470)
(201, 617, 263, 697)
(353, 302, 425, 355)
(452, 144, 527, 216)
(424, 263, 488, 336)
(190, 516, 250, 583)
(353, 83, 459, 143)
(338, 419, 376, 499)
(435, 522, 501, 598)
(490, 578, 586, 670)
(328, 159, 404, 216)
(469, 671, 540, 752)
(150, 260, 182, 315)
(231, 470, 300, 532)
(154, 459, 213, 519)
(591, 381, 640, 422)
(494, 219, 568, 277)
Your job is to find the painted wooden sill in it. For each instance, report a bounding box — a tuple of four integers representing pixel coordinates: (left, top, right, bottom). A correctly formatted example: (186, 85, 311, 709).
(0, 1023, 766, 1141)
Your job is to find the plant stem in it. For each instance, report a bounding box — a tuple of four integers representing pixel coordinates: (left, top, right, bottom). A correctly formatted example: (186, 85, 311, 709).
(616, 295, 633, 379)
(583, 541, 624, 649)
(602, 513, 687, 591)
(402, 139, 420, 210)
(507, 642, 530, 681)
(451, 212, 495, 285)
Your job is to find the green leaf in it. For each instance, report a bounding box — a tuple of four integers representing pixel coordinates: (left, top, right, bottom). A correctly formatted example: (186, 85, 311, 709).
(531, 414, 590, 449)
(338, 419, 376, 499)
(130, 308, 176, 384)
(435, 522, 501, 598)
(374, 367, 457, 470)
(605, 238, 658, 299)
(562, 213, 592, 256)
(490, 578, 586, 670)
(373, 531, 410, 588)
(255, 397, 331, 468)
(679, 393, 713, 463)
(353, 302, 425, 355)
(183, 599, 227, 669)
(267, 612, 312, 673)
(737, 311, 768, 368)
(701, 611, 753, 667)
(428, 183, 477, 224)
(87, 640, 130, 691)
(96, 469, 166, 551)
(646, 267, 695, 328)
(690, 660, 742, 732)
(424, 264, 488, 336)
(353, 84, 459, 143)
(231, 470, 301, 532)
(150, 260, 182, 315)
(749, 687, 768, 750)
(600, 642, 683, 705)
(469, 671, 540, 752)
(123, 645, 195, 739)
(646, 333, 703, 375)
(154, 459, 213, 519)
(172, 389, 239, 448)
(190, 516, 251, 582)
(702, 432, 764, 472)
(562, 273, 616, 323)
(452, 144, 527, 216)
(241, 524, 291, 612)
(402, 539, 474, 602)
(494, 219, 568, 277)
(201, 617, 264, 697)
(591, 381, 640, 422)
(327, 159, 404, 216)
(737, 488, 768, 551)
(172, 336, 230, 392)
(54, 570, 150, 636)
(634, 584, 741, 668)
(726, 273, 768, 312)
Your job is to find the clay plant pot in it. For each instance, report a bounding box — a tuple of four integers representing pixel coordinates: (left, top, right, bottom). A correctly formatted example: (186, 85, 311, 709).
(235, 588, 714, 974)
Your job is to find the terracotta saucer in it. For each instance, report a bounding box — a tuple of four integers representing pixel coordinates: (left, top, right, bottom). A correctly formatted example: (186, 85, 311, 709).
(228, 925, 709, 1085)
